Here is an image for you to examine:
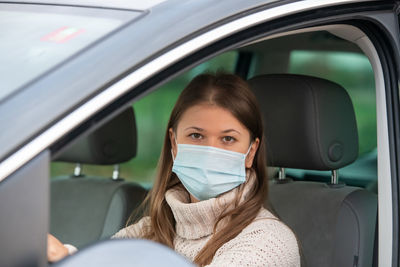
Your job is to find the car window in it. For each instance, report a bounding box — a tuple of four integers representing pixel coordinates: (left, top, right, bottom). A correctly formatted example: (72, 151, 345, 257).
(50, 51, 238, 187)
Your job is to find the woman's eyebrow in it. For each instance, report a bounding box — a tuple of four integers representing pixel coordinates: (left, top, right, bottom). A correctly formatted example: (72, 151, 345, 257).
(221, 129, 241, 134)
(184, 126, 204, 131)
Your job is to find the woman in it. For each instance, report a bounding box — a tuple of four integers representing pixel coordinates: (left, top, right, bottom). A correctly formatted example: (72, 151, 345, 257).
(48, 73, 300, 266)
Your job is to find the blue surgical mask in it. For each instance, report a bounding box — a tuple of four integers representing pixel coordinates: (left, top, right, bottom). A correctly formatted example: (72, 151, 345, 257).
(172, 142, 252, 201)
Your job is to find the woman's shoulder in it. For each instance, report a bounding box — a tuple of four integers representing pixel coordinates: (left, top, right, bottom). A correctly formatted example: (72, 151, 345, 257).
(112, 216, 151, 239)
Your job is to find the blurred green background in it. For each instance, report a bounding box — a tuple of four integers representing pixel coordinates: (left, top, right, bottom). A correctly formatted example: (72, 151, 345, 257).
(51, 50, 376, 186)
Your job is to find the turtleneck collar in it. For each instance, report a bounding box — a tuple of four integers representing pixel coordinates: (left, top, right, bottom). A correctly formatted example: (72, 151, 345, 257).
(165, 170, 257, 240)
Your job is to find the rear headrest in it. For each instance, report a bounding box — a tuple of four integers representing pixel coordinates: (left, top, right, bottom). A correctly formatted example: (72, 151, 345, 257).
(55, 107, 137, 165)
(248, 74, 358, 170)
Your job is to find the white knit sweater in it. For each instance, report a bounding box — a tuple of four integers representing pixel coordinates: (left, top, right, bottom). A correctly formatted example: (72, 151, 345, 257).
(112, 172, 300, 266)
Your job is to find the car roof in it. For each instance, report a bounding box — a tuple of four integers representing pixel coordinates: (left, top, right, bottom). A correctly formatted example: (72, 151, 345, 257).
(4, 0, 167, 10)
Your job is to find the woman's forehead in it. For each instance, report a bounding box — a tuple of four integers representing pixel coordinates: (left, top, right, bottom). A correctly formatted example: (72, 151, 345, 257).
(177, 104, 248, 134)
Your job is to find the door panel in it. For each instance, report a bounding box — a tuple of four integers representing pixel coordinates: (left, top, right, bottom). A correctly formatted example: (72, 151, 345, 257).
(0, 151, 50, 267)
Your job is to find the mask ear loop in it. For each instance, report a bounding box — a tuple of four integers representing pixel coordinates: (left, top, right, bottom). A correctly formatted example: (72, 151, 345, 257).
(242, 141, 254, 182)
(245, 141, 254, 157)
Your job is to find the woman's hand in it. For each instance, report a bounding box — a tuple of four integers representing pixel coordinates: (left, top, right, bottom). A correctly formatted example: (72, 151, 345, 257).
(47, 234, 69, 263)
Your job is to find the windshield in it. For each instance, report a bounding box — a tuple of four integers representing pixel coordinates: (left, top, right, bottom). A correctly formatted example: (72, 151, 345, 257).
(0, 3, 141, 102)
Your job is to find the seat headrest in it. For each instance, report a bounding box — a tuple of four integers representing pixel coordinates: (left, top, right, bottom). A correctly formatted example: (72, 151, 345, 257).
(248, 74, 358, 170)
(55, 107, 137, 165)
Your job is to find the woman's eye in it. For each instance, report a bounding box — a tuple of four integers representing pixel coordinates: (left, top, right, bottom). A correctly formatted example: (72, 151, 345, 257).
(222, 136, 236, 143)
(189, 133, 202, 139)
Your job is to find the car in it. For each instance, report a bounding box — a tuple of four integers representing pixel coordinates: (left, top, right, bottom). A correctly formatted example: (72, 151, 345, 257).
(0, 0, 399, 266)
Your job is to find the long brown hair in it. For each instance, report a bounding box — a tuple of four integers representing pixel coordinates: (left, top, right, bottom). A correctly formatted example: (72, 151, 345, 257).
(132, 73, 268, 266)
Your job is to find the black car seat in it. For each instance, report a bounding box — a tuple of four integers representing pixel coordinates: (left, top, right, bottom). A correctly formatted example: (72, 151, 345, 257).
(248, 74, 377, 267)
(51, 107, 147, 249)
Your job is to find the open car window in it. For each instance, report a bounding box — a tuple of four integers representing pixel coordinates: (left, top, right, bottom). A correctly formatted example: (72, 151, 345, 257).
(50, 51, 238, 188)
(245, 31, 377, 188)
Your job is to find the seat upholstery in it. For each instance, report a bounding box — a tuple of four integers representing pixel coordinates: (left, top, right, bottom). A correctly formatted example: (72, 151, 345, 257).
(51, 177, 146, 248)
(51, 107, 147, 248)
(55, 107, 137, 165)
(248, 74, 377, 267)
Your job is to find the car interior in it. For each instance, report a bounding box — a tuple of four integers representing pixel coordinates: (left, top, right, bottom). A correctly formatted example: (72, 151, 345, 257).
(51, 108, 147, 248)
(50, 25, 379, 267)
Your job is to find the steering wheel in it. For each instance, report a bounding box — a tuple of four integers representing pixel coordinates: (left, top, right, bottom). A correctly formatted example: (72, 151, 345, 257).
(52, 239, 194, 267)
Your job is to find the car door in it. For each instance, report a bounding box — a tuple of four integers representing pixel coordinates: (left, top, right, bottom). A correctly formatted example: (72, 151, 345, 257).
(1, 1, 400, 266)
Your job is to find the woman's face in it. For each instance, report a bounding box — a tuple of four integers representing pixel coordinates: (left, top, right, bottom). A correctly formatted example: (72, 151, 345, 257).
(169, 103, 260, 169)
